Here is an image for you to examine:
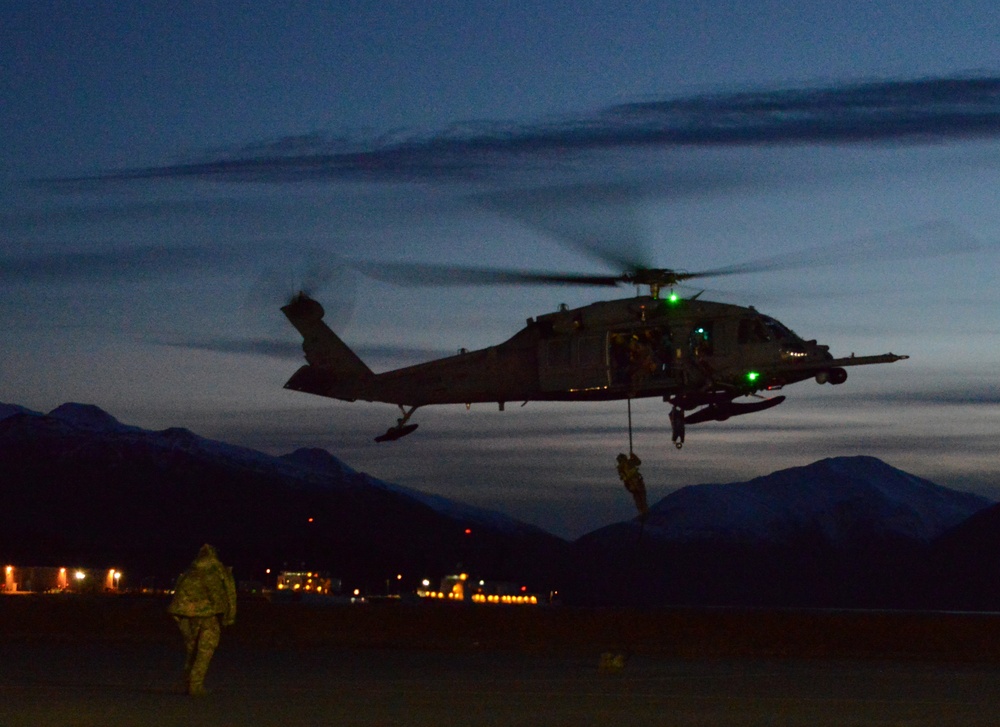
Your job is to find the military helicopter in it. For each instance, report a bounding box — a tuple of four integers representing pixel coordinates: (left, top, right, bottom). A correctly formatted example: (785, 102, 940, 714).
(280, 246, 909, 445)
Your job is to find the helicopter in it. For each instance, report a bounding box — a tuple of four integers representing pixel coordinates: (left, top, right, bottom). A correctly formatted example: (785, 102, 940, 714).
(279, 256, 908, 446)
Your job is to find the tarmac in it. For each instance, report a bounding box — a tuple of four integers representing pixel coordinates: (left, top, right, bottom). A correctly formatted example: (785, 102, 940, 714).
(5, 641, 1000, 726)
(4, 597, 1000, 726)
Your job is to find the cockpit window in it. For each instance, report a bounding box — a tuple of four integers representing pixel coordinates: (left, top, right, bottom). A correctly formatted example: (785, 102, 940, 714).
(760, 315, 799, 342)
(738, 318, 770, 344)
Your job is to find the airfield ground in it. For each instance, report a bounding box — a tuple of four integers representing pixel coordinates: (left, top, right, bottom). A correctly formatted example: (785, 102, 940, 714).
(3, 596, 1000, 725)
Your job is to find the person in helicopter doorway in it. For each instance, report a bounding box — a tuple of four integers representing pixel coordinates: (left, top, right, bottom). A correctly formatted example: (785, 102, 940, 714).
(616, 452, 649, 520)
(627, 333, 658, 392)
(167, 544, 237, 696)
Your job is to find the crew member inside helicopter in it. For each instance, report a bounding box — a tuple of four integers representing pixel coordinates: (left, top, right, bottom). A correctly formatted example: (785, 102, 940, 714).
(611, 327, 678, 389)
(687, 323, 715, 385)
(627, 332, 658, 389)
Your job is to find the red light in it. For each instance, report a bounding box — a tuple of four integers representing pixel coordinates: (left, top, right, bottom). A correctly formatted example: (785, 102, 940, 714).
(308, 517, 314, 523)
(464, 528, 472, 535)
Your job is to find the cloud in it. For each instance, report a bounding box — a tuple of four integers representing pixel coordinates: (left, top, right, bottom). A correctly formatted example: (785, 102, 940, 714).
(0, 244, 251, 284)
(56, 76, 1000, 186)
(807, 384, 1000, 406)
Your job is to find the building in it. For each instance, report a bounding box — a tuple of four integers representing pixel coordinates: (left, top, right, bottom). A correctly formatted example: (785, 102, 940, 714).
(275, 571, 339, 596)
(418, 573, 540, 605)
(2, 565, 122, 594)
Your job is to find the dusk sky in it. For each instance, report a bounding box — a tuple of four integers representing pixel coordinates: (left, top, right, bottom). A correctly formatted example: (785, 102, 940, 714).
(3, 2, 1000, 537)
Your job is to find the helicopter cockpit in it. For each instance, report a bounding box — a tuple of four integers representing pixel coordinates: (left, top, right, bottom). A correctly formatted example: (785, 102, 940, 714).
(759, 314, 800, 343)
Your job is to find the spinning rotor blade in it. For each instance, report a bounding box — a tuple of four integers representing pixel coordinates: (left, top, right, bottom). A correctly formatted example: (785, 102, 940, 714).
(683, 221, 982, 281)
(152, 335, 305, 360)
(474, 183, 655, 273)
(351, 260, 623, 288)
(351, 220, 984, 294)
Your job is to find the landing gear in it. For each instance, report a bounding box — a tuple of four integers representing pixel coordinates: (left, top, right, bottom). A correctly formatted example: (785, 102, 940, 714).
(669, 406, 685, 449)
(374, 405, 420, 442)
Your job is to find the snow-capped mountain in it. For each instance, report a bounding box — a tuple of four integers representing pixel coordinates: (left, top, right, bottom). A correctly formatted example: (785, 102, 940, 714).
(0, 402, 566, 586)
(4, 401, 998, 608)
(568, 457, 994, 608)
(638, 456, 991, 546)
(0, 402, 542, 537)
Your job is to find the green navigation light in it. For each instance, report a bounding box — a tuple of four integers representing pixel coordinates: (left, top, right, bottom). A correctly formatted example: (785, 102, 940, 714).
(747, 371, 760, 383)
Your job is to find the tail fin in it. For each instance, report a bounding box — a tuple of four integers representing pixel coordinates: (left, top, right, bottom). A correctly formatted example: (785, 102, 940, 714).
(281, 293, 373, 400)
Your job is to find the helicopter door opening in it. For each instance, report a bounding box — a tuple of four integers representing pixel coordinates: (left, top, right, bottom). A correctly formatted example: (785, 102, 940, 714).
(609, 327, 677, 390)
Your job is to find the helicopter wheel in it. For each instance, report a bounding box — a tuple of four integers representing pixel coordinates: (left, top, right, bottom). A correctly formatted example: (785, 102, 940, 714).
(374, 405, 420, 442)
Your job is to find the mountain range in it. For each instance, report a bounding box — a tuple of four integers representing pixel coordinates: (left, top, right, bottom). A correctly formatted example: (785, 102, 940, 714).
(2, 402, 998, 609)
(0, 402, 565, 592)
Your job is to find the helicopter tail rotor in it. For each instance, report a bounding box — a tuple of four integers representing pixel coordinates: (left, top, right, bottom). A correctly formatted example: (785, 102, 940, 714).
(246, 248, 358, 332)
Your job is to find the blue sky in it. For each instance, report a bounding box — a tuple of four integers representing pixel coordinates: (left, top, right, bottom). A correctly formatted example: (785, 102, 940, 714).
(3, 2, 1000, 537)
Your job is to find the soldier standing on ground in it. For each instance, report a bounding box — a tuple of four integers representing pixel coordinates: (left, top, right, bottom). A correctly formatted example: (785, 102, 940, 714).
(167, 544, 237, 696)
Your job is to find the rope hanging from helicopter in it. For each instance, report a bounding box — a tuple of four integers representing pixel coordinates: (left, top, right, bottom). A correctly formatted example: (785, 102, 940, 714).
(616, 398, 649, 533)
(627, 397, 634, 456)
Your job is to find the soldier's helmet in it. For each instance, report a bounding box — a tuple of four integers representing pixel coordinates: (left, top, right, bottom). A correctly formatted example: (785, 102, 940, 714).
(196, 544, 219, 563)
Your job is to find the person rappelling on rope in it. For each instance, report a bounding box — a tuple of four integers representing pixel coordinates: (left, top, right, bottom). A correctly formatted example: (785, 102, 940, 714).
(616, 452, 649, 520)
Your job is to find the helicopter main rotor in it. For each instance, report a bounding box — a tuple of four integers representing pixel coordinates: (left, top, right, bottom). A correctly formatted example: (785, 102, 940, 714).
(351, 260, 702, 298)
(350, 220, 980, 299)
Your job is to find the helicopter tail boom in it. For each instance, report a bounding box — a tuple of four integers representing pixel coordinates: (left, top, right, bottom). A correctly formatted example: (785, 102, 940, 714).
(281, 293, 373, 401)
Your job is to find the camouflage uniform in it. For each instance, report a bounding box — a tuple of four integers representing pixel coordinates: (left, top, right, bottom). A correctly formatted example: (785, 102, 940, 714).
(615, 452, 649, 520)
(168, 544, 236, 696)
